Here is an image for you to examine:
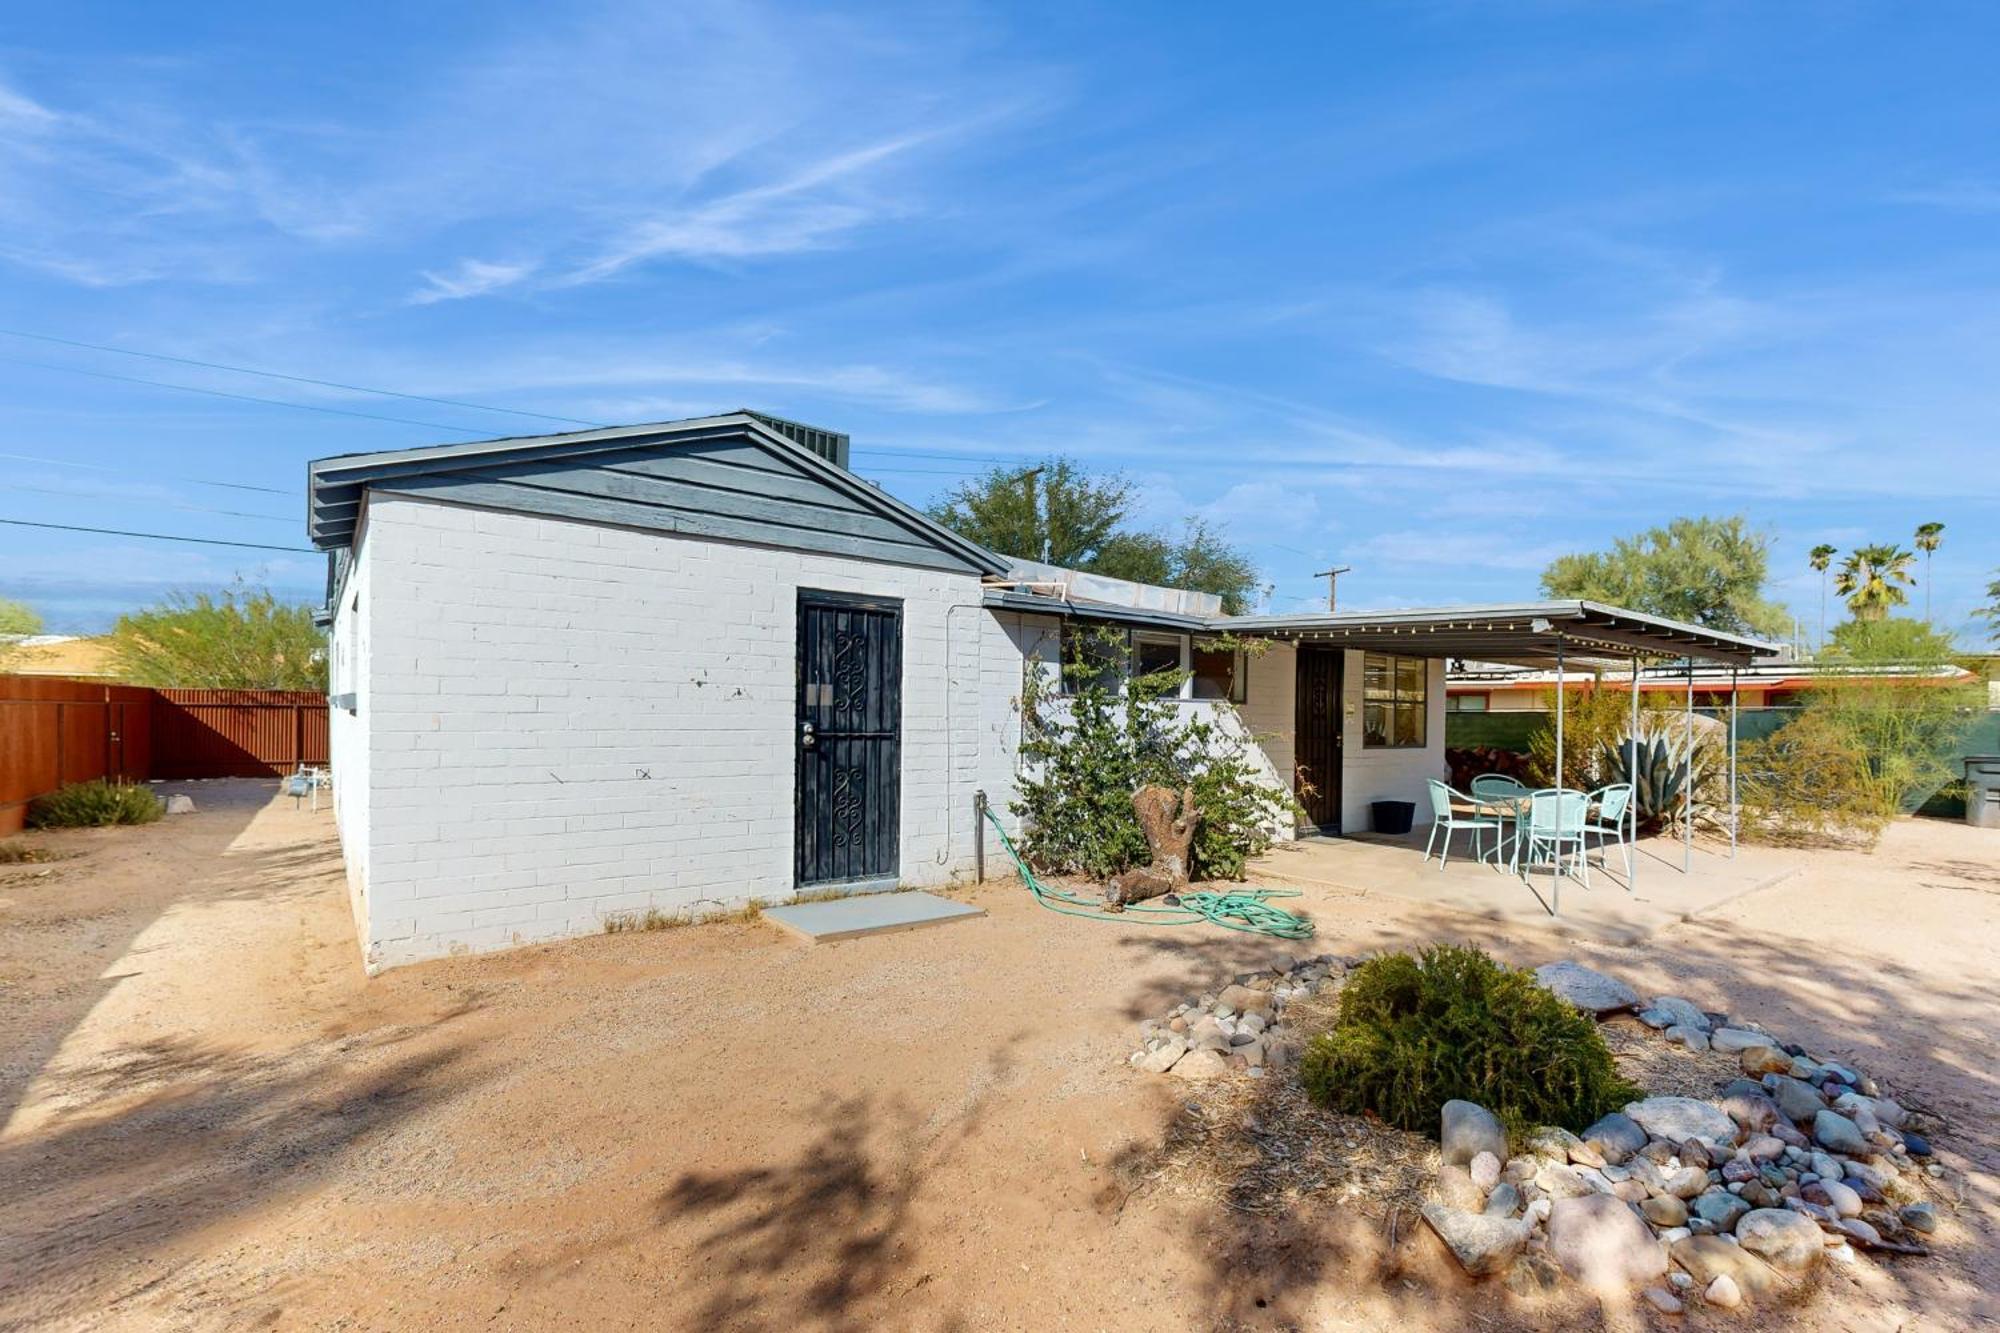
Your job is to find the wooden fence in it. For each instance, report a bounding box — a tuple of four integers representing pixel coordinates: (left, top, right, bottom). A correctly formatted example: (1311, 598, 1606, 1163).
(0, 675, 326, 834)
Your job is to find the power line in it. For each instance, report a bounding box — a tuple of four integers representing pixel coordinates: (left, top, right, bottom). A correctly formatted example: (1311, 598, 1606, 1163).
(0, 516, 315, 553)
(0, 353, 494, 436)
(0, 451, 292, 495)
(0, 327, 602, 429)
(2, 481, 293, 523)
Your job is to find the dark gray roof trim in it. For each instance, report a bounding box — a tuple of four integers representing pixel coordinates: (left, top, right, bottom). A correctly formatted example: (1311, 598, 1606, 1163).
(982, 588, 1214, 633)
(307, 413, 1007, 577)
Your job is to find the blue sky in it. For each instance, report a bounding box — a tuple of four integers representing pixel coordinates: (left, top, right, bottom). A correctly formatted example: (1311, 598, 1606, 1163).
(2, 1, 1996, 638)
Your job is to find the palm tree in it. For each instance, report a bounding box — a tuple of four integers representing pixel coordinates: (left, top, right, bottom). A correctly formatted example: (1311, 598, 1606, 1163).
(1808, 544, 1836, 651)
(1914, 522, 1944, 621)
(1835, 544, 1916, 622)
(1978, 569, 2000, 646)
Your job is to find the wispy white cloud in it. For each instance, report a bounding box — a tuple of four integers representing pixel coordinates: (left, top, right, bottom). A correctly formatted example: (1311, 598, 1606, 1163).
(564, 132, 939, 282)
(407, 258, 538, 305)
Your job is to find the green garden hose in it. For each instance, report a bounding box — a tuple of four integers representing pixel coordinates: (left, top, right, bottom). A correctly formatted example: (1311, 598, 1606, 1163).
(981, 806, 1314, 940)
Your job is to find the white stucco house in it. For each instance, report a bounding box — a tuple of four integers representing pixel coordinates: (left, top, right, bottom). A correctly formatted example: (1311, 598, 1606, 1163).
(311, 411, 1775, 971)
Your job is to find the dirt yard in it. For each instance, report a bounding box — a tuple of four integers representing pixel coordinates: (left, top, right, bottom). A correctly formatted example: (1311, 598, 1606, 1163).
(2, 783, 1995, 1331)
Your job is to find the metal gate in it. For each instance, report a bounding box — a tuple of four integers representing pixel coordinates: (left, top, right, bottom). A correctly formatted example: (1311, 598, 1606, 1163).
(795, 591, 903, 887)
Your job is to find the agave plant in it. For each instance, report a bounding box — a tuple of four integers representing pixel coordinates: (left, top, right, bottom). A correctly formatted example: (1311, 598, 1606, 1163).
(1602, 728, 1718, 833)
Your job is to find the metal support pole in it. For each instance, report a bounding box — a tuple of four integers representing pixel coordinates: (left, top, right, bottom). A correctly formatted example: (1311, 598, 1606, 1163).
(1729, 669, 1739, 858)
(1683, 658, 1694, 873)
(1629, 655, 1641, 891)
(1554, 639, 1565, 914)
(973, 790, 987, 883)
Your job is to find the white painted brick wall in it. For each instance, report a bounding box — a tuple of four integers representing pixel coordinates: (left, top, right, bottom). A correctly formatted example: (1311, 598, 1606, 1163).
(1238, 641, 1447, 833)
(343, 495, 1041, 971)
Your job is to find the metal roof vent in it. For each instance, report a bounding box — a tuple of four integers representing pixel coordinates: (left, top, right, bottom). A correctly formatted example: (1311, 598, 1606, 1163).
(745, 410, 850, 469)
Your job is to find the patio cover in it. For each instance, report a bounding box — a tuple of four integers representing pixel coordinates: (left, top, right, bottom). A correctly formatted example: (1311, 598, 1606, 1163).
(1215, 600, 1780, 667)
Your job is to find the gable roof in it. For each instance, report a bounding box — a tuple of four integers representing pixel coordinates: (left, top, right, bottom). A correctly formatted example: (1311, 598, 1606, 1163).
(306, 412, 1007, 576)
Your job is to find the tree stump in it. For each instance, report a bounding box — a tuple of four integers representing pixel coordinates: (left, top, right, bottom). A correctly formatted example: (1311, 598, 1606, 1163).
(1106, 785, 1198, 905)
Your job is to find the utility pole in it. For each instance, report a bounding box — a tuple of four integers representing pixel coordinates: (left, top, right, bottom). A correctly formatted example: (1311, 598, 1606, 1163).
(1014, 466, 1049, 564)
(1312, 566, 1351, 612)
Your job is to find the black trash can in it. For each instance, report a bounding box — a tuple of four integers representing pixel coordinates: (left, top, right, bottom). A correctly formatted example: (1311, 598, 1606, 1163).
(1371, 800, 1416, 835)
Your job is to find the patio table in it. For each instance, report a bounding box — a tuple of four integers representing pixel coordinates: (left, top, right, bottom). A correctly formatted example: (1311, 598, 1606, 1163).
(1454, 794, 1529, 869)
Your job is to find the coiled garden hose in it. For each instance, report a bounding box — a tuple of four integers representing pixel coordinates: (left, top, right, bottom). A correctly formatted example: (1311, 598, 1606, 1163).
(981, 806, 1314, 940)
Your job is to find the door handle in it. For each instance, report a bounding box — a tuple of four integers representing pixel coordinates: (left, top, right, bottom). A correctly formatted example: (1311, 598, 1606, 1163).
(801, 720, 816, 749)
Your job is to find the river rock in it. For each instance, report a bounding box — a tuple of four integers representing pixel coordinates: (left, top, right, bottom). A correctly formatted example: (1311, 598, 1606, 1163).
(1469, 1151, 1502, 1191)
(1582, 1112, 1649, 1165)
(1710, 1027, 1772, 1054)
(1767, 1076, 1826, 1123)
(1422, 1202, 1529, 1276)
(1536, 1163, 1599, 1200)
(1441, 1100, 1507, 1167)
(1642, 1286, 1683, 1315)
(1625, 1097, 1739, 1148)
(1546, 1194, 1668, 1290)
(1642, 1195, 1689, 1228)
(1705, 1274, 1743, 1308)
(1136, 1037, 1188, 1073)
(1533, 961, 1639, 1014)
(1901, 1202, 1938, 1234)
(1740, 1045, 1793, 1076)
(1168, 1048, 1231, 1080)
(1645, 995, 1711, 1031)
(1663, 1166, 1709, 1200)
(1734, 1209, 1822, 1270)
(1812, 1179, 1863, 1218)
(1437, 1164, 1486, 1211)
(1215, 983, 1274, 1017)
(1527, 1125, 1585, 1162)
(1691, 1189, 1750, 1230)
(1485, 1182, 1522, 1218)
(1813, 1109, 1869, 1156)
(1672, 1235, 1784, 1297)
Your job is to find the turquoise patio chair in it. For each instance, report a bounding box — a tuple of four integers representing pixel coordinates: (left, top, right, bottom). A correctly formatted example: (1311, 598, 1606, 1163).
(1423, 779, 1503, 869)
(1521, 788, 1591, 886)
(1469, 774, 1531, 868)
(1584, 782, 1635, 880)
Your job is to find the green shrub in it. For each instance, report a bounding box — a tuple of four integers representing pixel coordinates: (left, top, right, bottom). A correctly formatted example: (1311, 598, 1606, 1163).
(1300, 944, 1639, 1139)
(26, 779, 163, 829)
(1013, 627, 1298, 881)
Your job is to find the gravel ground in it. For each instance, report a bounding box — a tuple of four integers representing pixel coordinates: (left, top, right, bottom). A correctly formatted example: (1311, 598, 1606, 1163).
(1, 787, 1994, 1331)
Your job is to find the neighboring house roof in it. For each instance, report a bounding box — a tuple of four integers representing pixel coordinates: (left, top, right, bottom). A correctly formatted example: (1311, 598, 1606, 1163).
(306, 412, 1008, 577)
(0, 635, 117, 677)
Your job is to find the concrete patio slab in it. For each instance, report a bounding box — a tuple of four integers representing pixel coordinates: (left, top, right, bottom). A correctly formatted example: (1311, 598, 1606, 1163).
(764, 890, 986, 943)
(1249, 831, 1801, 944)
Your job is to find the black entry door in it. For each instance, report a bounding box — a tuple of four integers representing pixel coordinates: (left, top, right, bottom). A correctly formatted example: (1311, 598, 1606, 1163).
(1294, 646, 1343, 833)
(796, 591, 903, 887)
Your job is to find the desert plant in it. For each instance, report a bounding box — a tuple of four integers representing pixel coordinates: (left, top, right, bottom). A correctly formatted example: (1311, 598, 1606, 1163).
(27, 779, 163, 829)
(1014, 626, 1296, 881)
(1737, 710, 1892, 847)
(1300, 944, 1640, 1138)
(109, 583, 327, 690)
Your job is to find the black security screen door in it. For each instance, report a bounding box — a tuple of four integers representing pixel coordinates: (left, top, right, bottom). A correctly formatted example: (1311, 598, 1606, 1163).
(1294, 646, 1344, 833)
(796, 591, 903, 886)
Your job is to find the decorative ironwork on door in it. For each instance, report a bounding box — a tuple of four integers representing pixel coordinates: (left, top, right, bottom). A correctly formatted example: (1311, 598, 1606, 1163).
(797, 593, 902, 884)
